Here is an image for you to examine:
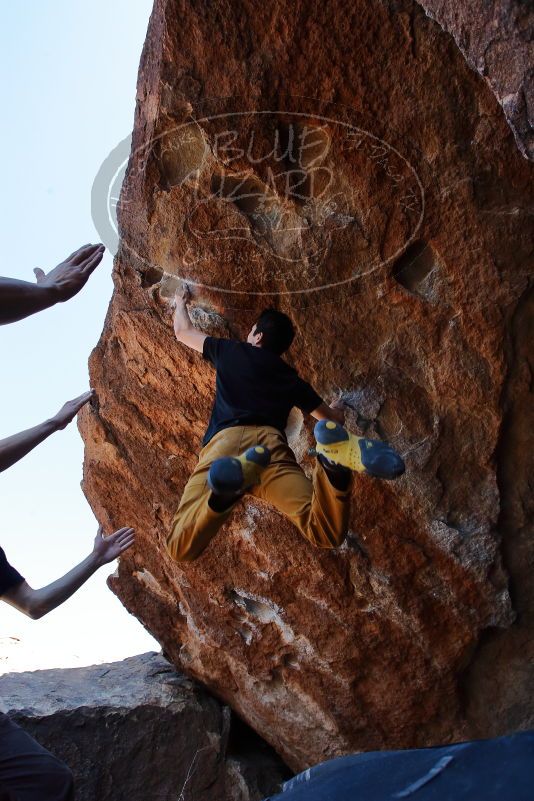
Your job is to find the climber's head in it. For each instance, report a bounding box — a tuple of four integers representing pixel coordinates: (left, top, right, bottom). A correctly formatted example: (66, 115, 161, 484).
(247, 308, 295, 355)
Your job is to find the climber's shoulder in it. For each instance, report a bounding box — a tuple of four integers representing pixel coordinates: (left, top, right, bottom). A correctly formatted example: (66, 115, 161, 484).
(203, 336, 291, 370)
(202, 334, 241, 366)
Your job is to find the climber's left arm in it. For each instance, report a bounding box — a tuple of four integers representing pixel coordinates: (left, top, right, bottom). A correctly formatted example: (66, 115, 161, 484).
(309, 401, 345, 426)
(294, 378, 346, 426)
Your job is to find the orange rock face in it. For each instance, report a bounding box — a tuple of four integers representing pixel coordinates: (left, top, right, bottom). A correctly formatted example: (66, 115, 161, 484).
(80, 0, 534, 771)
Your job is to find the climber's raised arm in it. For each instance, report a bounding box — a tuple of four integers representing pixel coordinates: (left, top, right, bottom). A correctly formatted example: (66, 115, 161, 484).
(0, 391, 93, 473)
(172, 285, 207, 353)
(0, 243, 104, 325)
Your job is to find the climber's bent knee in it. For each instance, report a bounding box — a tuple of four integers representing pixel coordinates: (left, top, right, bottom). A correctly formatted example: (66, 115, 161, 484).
(165, 538, 197, 563)
(166, 499, 235, 563)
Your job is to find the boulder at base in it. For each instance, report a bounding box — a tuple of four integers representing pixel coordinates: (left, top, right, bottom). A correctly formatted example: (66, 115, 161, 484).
(0, 652, 289, 801)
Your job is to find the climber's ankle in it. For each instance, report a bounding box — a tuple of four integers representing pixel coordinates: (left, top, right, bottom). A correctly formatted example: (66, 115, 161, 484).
(317, 454, 352, 491)
(208, 491, 244, 513)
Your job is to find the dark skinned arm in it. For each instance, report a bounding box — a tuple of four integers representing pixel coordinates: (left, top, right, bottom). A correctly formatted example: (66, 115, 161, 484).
(0, 391, 93, 473)
(2, 527, 135, 619)
(0, 243, 105, 325)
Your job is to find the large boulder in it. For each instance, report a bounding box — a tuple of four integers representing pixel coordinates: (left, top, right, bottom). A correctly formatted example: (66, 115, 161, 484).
(80, 0, 534, 771)
(0, 652, 288, 801)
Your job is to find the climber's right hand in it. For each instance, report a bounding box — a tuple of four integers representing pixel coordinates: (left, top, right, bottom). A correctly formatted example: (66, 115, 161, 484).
(174, 283, 191, 306)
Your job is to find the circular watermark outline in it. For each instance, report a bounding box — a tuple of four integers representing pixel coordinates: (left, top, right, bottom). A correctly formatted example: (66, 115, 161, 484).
(92, 105, 425, 299)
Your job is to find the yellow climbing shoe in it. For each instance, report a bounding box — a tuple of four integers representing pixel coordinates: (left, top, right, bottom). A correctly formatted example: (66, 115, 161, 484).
(313, 420, 405, 479)
(208, 445, 271, 496)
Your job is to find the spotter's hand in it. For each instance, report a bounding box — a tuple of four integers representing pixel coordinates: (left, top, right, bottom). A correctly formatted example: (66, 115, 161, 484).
(93, 525, 135, 566)
(51, 390, 95, 431)
(34, 244, 105, 302)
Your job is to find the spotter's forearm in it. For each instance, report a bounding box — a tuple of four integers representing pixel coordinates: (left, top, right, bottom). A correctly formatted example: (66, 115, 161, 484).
(0, 277, 57, 325)
(0, 418, 59, 473)
(30, 552, 102, 618)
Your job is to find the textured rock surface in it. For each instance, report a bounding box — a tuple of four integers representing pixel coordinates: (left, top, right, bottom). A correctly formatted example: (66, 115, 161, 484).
(418, 0, 534, 160)
(80, 0, 534, 771)
(0, 652, 288, 801)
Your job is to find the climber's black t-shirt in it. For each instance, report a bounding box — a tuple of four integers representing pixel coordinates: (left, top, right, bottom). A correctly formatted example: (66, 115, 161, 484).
(0, 546, 24, 596)
(201, 336, 323, 447)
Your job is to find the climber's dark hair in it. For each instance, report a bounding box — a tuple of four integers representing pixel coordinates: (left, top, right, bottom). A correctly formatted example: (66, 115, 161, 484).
(254, 308, 295, 355)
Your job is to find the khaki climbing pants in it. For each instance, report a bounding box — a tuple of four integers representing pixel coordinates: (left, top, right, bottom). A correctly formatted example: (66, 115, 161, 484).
(166, 424, 352, 562)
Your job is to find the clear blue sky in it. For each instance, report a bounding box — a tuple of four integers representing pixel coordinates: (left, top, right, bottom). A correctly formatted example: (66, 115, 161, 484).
(0, 1, 158, 671)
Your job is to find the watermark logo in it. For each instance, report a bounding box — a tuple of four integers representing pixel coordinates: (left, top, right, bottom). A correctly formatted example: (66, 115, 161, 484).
(92, 98, 424, 300)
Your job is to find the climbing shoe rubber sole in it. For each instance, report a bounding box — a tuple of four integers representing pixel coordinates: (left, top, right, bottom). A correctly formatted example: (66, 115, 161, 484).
(207, 445, 271, 496)
(313, 420, 405, 480)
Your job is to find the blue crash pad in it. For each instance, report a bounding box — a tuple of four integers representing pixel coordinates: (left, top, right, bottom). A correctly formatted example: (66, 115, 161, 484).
(264, 730, 534, 801)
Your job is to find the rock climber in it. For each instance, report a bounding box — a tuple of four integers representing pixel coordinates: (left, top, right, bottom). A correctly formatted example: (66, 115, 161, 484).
(0, 242, 135, 801)
(166, 285, 405, 563)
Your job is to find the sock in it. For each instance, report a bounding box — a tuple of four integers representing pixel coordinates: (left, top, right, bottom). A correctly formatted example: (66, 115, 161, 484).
(317, 454, 352, 492)
(208, 491, 244, 513)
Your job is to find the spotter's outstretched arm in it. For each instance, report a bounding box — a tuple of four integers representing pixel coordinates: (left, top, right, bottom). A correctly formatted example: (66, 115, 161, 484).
(0, 391, 94, 473)
(2, 526, 135, 619)
(0, 244, 104, 325)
